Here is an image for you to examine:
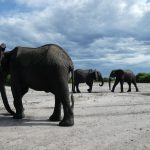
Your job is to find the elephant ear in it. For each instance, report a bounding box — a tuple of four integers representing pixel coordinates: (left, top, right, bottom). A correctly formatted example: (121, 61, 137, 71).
(117, 69, 125, 76)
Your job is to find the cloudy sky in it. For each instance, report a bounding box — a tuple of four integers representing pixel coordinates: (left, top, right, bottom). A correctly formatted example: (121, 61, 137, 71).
(0, 0, 150, 76)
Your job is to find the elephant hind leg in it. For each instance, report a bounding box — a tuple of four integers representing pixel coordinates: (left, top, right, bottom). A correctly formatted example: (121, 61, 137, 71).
(57, 82, 74, 127)
(59, 95, 74, 126)
(49, 95, 62, 121)
(132, 81, 139, 92)
(120, 81, 124, 93)
(127, 82, 131, 92)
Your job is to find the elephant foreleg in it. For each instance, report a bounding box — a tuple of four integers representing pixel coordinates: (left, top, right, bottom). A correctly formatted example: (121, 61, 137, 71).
(49, 95, 62, 121)
(11, 85, 25, 119)
(76, 83, 81, 93)
(111, 80, 119, 92)
(120, 81, 124, 92)
(11, 73, 28, 119)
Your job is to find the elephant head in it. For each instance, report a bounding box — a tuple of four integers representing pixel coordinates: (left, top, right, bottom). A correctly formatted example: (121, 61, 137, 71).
(0, 43, 15, 115)
(109, 69, 124, 90)
(94, 70, 104, 86)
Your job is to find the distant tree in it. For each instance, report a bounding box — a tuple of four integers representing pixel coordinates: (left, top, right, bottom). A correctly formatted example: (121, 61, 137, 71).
(103, 77, 108, 82)
(68, 77, 72, 83)
(136, 73, 150, 83)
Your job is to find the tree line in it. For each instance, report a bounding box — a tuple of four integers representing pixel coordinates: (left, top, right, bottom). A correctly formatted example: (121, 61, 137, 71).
(4, 72, 150, 86)
(136, 73, 150, 83)
(92, 73, 150, 83)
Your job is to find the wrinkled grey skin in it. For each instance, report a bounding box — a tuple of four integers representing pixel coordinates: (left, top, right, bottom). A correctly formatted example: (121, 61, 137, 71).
(73, 69, 104, 93)
(109, 69, 139, 92)
(0, 44, 74, 127)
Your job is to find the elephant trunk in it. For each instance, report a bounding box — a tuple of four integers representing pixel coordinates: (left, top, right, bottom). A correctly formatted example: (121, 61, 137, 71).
(109, 77, 111, 90)
(0, 84, 15, 115)
(0, 44, 15, 115)
(71, 94, 74, 109)
(0, 69, 15, 115)
(70, 67, 74, 109)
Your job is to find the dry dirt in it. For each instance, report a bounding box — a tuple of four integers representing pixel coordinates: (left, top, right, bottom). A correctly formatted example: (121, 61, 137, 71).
(0, 83, 150, 150)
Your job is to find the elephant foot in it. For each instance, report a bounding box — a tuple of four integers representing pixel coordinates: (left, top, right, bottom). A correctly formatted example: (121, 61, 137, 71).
(87, 89, 91, 93)
(111, 90, 114, 92)
(49, 114, 62, 122)
(77, 91, 81, 93)
(72, 90, 76, 93)
(13, 113, 25, 119)
(127, 90, 131, 92)
(59, 117, 74, 127)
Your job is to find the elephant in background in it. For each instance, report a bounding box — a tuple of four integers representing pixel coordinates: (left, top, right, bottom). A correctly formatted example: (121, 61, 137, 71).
(73, 69, 104, 93)
(109, 69, 139, 92)
(0, 43, 74, 127)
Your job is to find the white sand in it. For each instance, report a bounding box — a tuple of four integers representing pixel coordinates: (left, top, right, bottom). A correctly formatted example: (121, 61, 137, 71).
(0, 83, 150, 150)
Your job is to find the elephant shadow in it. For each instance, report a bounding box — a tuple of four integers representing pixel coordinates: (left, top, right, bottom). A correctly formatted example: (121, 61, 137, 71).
(0, 114, 58, 127)
(140, 93, 150, 96)
(74, 91, 104, 94)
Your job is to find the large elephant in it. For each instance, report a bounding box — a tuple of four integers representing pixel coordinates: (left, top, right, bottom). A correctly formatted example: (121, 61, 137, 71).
(73, 69, 104, 93)
(0, 43, 74, 127)
(109, 69, 139, 92)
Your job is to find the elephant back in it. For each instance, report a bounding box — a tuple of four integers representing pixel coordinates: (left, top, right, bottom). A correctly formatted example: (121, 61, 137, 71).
(44, 44, 74, 69)
(10, 44, 74, 70)
(124, 69, 136, 81)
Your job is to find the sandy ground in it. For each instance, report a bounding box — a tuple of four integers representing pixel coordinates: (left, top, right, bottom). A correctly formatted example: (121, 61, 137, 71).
(0, 83, 150, 150)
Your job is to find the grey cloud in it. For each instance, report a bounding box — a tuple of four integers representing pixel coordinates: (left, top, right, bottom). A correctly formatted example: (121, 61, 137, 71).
(0, 0, 150, 75)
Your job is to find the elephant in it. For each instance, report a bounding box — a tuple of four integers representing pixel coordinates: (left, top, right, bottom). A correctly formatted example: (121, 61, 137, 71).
(109, 69, 139, 92)
(0, 43, 74, 127)
(73, 69, 104, 93)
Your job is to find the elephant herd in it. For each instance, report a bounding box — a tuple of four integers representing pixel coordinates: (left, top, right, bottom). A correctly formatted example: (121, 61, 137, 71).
(73, 69, 139, 93)
(0, 43, 139, 127)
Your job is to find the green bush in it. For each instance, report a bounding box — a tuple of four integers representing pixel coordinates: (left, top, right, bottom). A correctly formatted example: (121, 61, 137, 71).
(5, 73, 150, 85)
(136, 73, 150, 83)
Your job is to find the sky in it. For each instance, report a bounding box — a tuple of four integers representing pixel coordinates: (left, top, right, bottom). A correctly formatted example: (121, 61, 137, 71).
(0, 0, 150, 76)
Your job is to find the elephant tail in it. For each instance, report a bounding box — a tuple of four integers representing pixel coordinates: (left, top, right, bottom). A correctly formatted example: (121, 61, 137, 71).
(69, 65, 74, 109)
(71, 94, 74, 109)
(69, 65, 75, 93)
